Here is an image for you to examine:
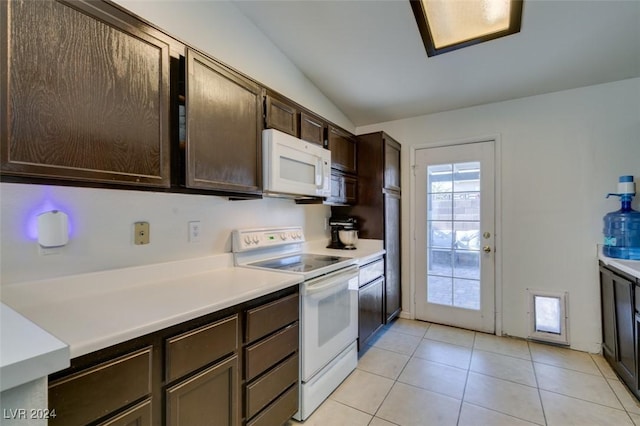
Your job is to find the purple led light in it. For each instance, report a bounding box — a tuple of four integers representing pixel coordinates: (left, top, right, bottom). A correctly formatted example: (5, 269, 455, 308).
(25, 197, 73, 241)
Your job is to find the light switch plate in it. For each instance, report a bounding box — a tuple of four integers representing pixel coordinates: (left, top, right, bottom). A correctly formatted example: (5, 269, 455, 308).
(134, 222, 150, 245)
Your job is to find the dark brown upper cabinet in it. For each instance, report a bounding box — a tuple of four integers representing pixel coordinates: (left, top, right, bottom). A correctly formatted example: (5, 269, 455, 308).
(185, 48, 263, 196)
(326, 172, 357, 206)
(300, 111, 326, 147)
(1, 0, 171, 188)
(327, 126, 357, 175)
(384, 138, 401, 192)
(265, 95, 298, 138)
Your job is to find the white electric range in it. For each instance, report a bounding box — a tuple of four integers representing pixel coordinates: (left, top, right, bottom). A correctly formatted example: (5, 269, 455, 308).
(232, 226, 359, 420)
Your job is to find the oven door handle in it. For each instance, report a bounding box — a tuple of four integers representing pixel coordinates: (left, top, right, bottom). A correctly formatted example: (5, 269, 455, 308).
(303, 266, 359, 296)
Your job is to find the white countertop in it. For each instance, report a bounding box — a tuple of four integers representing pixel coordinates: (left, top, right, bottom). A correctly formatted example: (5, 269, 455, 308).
(1, 303, 69, 392)
(598, 246, 640, 279)
(0, 241, 383, 389)
(1, 254, 301, 359)
(304, 238, 385, 265)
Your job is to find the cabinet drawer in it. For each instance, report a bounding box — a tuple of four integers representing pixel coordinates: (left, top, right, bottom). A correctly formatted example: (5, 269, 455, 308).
(245, 322, 298, 381)
(166, 314, 238, 382)
(246, 354, 298, 419)
(246, 293, 299, 343)
(359, 258, 384, 286)
(49, 347, 152, 426)
(246, 383, 298, 426)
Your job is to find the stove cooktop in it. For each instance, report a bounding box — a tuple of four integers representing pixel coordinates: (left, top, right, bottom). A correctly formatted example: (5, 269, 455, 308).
(248, 254, 351, 273)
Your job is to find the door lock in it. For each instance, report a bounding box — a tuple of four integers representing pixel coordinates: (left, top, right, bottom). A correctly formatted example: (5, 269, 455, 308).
(483, 245, 492, 253)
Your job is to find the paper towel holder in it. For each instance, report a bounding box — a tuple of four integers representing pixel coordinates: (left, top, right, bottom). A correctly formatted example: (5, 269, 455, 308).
(37, 210, 69, 248)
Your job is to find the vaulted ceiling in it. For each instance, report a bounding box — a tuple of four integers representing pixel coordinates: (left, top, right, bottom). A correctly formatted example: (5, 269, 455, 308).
(233, 0, 640, 126)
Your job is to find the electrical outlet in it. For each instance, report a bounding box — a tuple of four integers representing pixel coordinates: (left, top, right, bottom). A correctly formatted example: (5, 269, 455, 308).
(134, 222, 150, 245)
(189, 221, 201, 243)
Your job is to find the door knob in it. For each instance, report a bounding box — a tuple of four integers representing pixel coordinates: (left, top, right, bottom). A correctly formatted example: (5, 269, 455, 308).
(483, 245, 492, 253)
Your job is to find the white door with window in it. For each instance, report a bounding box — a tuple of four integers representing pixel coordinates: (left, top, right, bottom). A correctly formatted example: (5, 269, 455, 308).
(414, 141, 495, 333)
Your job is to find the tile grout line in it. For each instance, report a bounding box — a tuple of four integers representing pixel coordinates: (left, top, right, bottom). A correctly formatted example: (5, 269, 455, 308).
(529, 341, 549, 426)
(455, 330, 476, 426)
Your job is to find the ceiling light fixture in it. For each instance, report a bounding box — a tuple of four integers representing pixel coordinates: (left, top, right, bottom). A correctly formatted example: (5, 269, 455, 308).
(410, 0, 524, 57)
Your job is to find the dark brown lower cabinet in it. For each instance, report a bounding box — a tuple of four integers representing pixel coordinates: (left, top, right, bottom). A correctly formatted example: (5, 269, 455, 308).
(600, 263, 638, 399)
(246, 384, 298, 426)
(48, 347, 153, 426)
(166, 355, 238, 426)
(358, 277, 384, 350)
(48, 287, 298, 426)
(97, 399, 152, 426)
(243, 293, 299, 425)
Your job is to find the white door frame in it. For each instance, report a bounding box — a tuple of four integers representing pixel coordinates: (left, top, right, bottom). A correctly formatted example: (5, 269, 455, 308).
(409, 134, 503, 336)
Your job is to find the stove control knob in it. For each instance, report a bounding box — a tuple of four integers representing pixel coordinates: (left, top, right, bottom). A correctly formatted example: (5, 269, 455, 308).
(244, 235, 251, 245)
(296, 231, 302, 239)
(280, 232, 287, 240)
(252, 235, 259, 244)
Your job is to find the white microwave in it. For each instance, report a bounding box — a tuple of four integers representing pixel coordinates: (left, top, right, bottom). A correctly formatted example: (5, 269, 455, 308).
(263, 129, 331, 198)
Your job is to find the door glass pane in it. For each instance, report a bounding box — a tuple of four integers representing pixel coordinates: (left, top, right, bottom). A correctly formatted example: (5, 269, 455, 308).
(427, 275, 452, 306)
(453, 192, 480, 221)
(428, 194, 452, 221)
(453, 279, 480, 310)
(428, 221, 452, 276)
(428, 164, 453, 193)
(426, 162, 481, 310)
(453, 162, 480, 191)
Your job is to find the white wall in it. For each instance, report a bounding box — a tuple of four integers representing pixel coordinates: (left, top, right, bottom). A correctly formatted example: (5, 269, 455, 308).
(358, 78, 640, 353)
(0, 183, 329, 284)
(113, 0, 354, 133)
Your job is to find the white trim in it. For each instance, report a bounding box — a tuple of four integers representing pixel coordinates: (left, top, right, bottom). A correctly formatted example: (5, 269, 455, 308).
(527, 289, 570, 345)
(409, 134, 503, 335)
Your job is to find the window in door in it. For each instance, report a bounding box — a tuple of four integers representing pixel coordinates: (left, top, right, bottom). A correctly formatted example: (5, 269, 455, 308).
(427, 162, 481, 310)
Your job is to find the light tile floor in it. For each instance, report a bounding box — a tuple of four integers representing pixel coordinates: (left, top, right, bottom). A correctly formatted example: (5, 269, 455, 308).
(290, 318, 640, 426)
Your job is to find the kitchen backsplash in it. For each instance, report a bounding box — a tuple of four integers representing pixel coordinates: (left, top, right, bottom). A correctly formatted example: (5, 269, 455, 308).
(0, 183, 330, 284)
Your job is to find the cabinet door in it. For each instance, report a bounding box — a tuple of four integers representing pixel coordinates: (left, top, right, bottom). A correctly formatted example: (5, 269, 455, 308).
(327, 172, 343, 204)
(614, 272, 636, 385)
(265, 95, 298, 137)
(166, 355, 238, 426)
(1, 0, 171, 187)
(384, 137, 401, 192)
(359, 277, 384, 350)
(325, 171, 357, 206)
(186, 49, 263, 195)
(97, 399, 152, 426)
(384, 192, 401, 322)
(328, 126, 357, 174)
(300, 112, 325, 146)
(600, 267, 617, 362)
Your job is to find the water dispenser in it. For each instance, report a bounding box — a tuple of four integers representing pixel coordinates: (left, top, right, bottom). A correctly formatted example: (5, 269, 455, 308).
(603, 175, 640, 260)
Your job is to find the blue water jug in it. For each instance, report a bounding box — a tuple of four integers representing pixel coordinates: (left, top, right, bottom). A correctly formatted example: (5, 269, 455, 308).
(603, 175, 640, 260)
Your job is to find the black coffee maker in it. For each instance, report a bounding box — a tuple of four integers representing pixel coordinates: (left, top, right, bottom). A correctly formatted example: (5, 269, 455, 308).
(327, 217, 357, 249)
